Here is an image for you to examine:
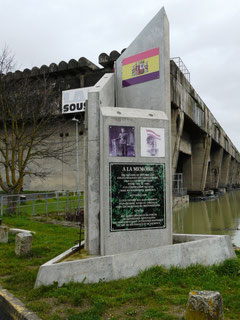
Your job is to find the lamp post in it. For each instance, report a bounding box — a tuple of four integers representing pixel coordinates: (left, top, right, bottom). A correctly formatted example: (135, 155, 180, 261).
(72, 116, 80, 195)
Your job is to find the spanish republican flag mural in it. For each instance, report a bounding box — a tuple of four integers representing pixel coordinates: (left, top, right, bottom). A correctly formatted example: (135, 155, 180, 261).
(122, 48, 160, 88)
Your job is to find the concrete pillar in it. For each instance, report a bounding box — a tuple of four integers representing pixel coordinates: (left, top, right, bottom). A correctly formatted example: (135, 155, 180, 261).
(205, 146, 223, 190)
(238, 163, 240, 185)
(219, 152, 231, 188)
(86, 74, 115, 255)
(84, 102, 89, 252)
(171, 108, 184, 174)
(86, 91, 100, 255)
(182, 154, 193, 191)
(174, 127, 192, 192)
(236, 163, 240, 186)
(190, 134, 211, 193)
(228, 158, 237, 188)
(232, 160, 238, 186)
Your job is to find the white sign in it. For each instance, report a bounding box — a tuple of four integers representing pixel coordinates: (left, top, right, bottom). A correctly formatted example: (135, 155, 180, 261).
(141, 127, 165, 157)
(62, 87, 93, 114)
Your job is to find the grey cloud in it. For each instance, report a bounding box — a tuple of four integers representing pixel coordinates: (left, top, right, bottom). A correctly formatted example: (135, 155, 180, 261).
(0, 0, 239, 149)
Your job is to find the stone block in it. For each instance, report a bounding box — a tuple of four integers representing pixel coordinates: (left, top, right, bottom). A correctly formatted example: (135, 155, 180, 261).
(0, 226, 8, 243)
(9, 228, 35, 235)
(15, 233, 32, 256)
(186, 290, 224, 320)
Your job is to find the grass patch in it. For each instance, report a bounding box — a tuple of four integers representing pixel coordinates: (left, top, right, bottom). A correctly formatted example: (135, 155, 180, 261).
(0, 215, 240, 319)
(0, 215, 78, 295)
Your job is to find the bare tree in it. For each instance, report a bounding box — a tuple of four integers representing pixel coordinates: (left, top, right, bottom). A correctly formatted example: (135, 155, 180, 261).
(0, 46, 73, 196)
(0, 46, 15, 75)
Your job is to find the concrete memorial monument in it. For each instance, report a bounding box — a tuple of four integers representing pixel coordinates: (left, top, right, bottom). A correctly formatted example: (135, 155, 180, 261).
(35, 8, 236, 288)
(86, 7, 172, 256)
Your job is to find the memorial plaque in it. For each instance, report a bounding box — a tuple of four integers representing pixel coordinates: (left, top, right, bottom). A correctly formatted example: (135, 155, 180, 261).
(110, 163, 165, 231)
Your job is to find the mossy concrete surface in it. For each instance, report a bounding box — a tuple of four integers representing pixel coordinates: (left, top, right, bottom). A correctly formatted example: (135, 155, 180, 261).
(35, 234, 236, 287)
(186, 290, 224, 320)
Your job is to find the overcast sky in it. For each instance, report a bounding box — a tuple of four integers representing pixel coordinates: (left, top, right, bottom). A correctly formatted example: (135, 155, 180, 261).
(0, 0, 239, 150)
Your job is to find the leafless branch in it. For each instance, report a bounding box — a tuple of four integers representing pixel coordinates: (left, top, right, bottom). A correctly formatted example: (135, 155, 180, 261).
(0, 48, 74, 194)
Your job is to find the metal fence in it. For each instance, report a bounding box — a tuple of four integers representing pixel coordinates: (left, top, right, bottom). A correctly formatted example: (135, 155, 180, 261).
(171, 57, 191, 83)
(1, 179, 188, 216)
(172, 187, 187, 197)
(0, 191, 84, 216)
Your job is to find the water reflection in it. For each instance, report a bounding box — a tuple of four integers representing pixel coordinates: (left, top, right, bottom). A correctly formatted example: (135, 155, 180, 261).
(173, 191, 240, 246)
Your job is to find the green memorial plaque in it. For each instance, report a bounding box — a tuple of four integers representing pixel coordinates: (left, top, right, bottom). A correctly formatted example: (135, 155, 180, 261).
(110, 163, 166, 231)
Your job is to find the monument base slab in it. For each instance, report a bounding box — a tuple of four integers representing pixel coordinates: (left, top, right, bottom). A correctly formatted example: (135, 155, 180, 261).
(35, 234, 236, 288)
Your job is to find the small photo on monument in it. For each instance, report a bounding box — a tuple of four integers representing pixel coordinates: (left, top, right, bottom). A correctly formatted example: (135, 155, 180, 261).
(141, 127, 165, 157)
(109, 126, 135, 157)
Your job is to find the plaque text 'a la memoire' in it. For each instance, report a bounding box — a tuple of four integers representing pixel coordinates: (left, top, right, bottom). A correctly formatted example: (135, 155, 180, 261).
(110, 163, 165, 231)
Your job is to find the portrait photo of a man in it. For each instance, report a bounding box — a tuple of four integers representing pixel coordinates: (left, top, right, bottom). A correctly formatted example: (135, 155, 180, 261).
(109, 126, 135, 157)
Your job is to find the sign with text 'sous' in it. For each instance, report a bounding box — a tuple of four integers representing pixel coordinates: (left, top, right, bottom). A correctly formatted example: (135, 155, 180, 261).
(62, 87, 93, 114)
(110, 163, 166, 231)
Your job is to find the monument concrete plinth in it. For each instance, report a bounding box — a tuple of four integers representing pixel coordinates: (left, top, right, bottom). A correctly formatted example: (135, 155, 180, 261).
(35, 234, 235, 287)
(100, 107, 171, 255)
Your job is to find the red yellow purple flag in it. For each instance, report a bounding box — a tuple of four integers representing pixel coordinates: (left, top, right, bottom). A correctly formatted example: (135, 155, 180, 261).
(122, 48, 160, 88)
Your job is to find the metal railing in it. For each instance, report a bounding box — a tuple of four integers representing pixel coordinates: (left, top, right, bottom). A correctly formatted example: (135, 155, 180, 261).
(172, 187, 188, 197)
(172, 173, 187, 197)
(171, 57, 191, 82)
(0, 191, 84, 216)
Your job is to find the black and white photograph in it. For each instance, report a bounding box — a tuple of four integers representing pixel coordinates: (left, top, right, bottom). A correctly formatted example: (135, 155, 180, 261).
(109, 125, 135, 157)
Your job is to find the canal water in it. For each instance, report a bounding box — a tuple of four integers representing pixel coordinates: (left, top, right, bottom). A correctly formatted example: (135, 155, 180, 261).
(173, 190, 240, 247)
